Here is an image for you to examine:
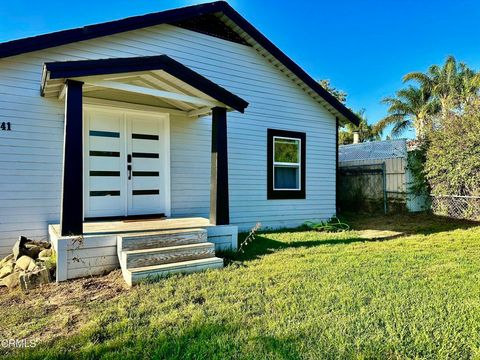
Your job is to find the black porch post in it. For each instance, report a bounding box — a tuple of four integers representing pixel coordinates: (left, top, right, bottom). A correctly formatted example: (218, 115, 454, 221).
(61, 80, 84, 236)
(210, 107, 230, 225)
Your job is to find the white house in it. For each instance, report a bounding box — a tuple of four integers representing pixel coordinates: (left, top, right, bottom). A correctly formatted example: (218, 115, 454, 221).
(0, 1, 359, 284)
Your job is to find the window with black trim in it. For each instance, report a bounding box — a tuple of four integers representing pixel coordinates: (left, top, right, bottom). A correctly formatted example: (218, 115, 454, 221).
(267, 129, 306, 199)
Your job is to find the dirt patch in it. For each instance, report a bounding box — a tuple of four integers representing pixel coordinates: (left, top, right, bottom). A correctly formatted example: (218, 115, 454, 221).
(357, 229, 404, 240)
(0, 270, 127, 346)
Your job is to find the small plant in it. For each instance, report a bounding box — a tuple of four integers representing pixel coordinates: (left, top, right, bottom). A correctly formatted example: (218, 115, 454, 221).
(303, 217, 350, 232)
(238, 222, 261, 253)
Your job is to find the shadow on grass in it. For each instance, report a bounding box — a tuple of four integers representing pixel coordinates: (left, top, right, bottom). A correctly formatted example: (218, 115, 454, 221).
(223, 231, 401, 263)
(341, 211, 479, 236)
(221, 212, 480, 264)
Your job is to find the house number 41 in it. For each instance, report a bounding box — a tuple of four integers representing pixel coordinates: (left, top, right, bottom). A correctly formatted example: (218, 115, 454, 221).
(1, 122, 11, 131)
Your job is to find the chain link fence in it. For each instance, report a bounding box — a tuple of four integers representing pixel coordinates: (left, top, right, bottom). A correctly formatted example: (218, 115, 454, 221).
(431, 195, 480, 221)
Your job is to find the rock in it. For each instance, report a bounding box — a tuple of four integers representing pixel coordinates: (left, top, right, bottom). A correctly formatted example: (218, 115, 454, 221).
(2, 272, 20, 288)
(19, 268, 51, 291)
(0, 254, 14, 267)
(12, 236, 29, 260)
(38, 249, 52, 259)
(28, 240, 51, 250)
(15, 255, 34, 271)
(23, 245, 42, 259)
(27, 261, 36, 272)
(13, 237, 51, 261)
(0, 263, 13, 279)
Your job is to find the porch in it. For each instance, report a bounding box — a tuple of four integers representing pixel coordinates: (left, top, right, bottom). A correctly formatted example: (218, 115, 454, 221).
(49, 217, 238, 283)
(40, 55, 248, 283)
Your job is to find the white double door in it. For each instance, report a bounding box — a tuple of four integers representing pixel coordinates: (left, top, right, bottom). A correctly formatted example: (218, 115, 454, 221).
(84, 107, 170, 218)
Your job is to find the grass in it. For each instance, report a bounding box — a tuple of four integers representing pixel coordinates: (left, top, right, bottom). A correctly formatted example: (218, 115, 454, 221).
(1, 213, 480, 359)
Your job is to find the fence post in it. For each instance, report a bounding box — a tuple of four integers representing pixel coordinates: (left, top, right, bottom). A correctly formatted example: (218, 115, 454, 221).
(382, 162, 387, 214)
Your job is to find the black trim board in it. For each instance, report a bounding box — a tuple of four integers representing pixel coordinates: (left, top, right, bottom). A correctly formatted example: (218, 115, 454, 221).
(267, 128, 306, 200)
(61, 80, 84, 236)
(210, 107, 230, 225)
(0, 1, 359, 125)
(42, 54, 248, 113)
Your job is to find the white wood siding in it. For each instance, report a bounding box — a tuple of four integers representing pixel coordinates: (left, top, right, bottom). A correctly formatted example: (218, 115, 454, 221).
(0, 23, 336, 254)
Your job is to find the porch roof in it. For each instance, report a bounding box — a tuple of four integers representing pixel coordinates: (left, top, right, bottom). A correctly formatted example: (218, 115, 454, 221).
(41, 55, 249, 115)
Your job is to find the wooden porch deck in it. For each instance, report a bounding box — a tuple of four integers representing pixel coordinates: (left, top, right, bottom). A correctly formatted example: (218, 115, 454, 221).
(49, 217, 213, 238)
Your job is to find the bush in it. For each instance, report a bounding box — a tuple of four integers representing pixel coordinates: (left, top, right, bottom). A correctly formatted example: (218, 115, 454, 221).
(425, 107, 480, 196)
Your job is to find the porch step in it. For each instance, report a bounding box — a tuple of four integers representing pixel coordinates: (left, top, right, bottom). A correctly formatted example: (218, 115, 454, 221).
(119, 228, 207, 251)
(122, 242, 215, 268)
(123, 257, 224, 286)
(117, 227, 223, 286)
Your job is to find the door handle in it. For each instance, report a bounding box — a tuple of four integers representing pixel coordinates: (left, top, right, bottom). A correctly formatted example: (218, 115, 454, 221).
(127, 154, 132, 163)
(127, 165, 132, 180)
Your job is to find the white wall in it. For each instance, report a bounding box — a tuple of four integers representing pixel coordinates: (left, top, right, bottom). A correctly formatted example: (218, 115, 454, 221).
(169, 113, 211, 218)
(0, 23, 337, 255)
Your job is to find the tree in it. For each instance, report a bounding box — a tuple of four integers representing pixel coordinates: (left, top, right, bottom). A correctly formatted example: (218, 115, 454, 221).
(403, 55, 480, 120)
(377, 56, 480, 139)
(375, 85, 438, 139)
(424, 104, 480, 196)
(317, 79, 379, 144)
(318, 79, 347, 104)
(339, 110, 381, 145)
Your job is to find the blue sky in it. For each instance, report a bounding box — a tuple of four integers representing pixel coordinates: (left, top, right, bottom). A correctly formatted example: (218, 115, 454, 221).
(2, 0, 480, 139)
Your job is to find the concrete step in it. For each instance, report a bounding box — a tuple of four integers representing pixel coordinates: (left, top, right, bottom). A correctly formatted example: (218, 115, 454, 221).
(118, 228, 207, 251)
(123, 257, 224, 286)
(122, 242, 216, 269)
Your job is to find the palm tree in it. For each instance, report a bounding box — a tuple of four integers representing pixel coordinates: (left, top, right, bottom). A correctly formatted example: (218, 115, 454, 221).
(339, 110, 381, 145)
(403, 55, 479, 118)
(377, 56, 480, 139)
(375, 86, 437, 139)
(458, 63, 480, 108)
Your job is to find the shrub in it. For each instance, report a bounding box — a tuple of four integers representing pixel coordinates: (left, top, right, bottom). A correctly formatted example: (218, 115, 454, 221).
(425, 106, 480, 196)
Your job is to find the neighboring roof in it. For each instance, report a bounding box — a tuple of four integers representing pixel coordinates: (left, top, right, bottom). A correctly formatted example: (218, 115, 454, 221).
(339, 139, 407, 162)
(41, 55, 249, 113)
(0, 1, 360, 125)
(406, 139, 421, 151)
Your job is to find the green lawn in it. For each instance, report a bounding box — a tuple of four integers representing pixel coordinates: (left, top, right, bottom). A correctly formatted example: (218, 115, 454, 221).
(2, 213, 480, 359)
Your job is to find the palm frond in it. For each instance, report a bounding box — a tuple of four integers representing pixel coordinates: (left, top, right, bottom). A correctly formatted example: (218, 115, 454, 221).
(403, 72, 432, 88)
(375, 114, 410, 133)
(391, 120, 411, 138)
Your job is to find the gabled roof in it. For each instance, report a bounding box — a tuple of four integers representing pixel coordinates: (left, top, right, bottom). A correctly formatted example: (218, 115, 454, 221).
(0, 1, 360, 125)
(41, 55, 249, 113)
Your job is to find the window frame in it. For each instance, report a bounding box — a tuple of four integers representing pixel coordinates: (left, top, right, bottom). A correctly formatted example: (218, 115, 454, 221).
(267, 129, 306, 199)
(272, 136, 301, 191)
